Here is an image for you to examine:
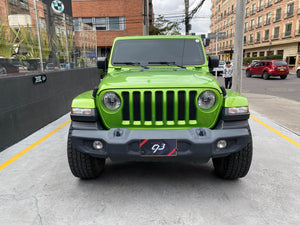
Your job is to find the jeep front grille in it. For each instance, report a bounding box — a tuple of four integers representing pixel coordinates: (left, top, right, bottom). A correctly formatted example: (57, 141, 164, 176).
(121, 90, 198, 125)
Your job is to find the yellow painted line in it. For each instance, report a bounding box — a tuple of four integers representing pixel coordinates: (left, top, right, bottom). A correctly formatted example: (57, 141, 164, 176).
(250, 115, 300, 148)
(0, 120, 71, 171)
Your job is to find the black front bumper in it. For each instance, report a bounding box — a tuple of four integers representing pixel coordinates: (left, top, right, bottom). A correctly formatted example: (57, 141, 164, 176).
(70, 124, 250, 162)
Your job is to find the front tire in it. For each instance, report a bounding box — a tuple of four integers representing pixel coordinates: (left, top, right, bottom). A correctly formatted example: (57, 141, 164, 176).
(263, 71, 269, 80)
(246, 70, 252, 77)
(67, 127, 105, 179)
(213, 129, 253, 179)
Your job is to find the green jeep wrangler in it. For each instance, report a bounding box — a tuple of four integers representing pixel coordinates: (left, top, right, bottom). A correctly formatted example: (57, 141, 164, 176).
(68, 36, 252, 180)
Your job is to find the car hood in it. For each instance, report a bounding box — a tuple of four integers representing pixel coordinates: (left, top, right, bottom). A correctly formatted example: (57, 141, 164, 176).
(99, 69, 221, 92)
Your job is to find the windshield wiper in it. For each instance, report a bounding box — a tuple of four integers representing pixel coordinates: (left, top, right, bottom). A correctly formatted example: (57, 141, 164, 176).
(114, 62, 149, 69)
(148, 61, 186, 69)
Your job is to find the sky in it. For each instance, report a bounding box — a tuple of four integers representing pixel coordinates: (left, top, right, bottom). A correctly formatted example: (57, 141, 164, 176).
(152, 0, 212, 35)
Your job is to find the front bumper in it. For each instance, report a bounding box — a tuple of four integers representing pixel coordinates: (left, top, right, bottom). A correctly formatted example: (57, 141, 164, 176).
(70, 126, 250, 162)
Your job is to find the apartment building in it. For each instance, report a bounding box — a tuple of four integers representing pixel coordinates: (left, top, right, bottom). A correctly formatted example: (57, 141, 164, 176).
(210, 0, 300, 71)
(72, 0, 153, 57)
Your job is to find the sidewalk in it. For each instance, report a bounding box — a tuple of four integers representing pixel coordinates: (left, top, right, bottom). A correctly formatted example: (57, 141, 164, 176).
(243, 92, 300, 135)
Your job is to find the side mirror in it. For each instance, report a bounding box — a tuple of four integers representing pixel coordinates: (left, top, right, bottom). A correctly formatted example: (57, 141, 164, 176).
(97, 57, 107, 78)
(208, 55, 219, 69)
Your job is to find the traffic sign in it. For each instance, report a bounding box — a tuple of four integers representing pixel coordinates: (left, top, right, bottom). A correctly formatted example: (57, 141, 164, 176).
(208, 32, 226, 39)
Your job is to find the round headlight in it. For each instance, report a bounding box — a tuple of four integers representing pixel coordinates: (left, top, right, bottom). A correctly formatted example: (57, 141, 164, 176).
(197, 91, 216, 109)
(102, 92, 121, 110)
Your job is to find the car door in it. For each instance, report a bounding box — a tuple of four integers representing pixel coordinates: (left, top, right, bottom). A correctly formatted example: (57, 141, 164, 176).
(255, 62, 265, 75)
(251, 62, 261, 75)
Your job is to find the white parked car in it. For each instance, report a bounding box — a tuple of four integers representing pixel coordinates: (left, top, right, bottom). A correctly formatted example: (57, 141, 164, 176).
(296, 67, 300, 78)
(212, 60, 226, 75)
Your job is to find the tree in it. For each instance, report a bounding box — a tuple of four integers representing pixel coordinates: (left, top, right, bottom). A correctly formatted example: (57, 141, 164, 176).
(149, 15, 181, 35)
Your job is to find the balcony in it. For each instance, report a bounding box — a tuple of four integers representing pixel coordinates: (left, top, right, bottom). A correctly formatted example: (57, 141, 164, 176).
(256, 23, 262, 28)
(264, 19, 271, 26)
(284, 12, 294, 19)
(273, 16, 281, 23)
(249, 26, 255, 31)
(250, 10, 256, 16)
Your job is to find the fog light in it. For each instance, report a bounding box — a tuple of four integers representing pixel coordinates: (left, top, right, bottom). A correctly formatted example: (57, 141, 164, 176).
(93, 140, 103, 150)
(217, 140, 227, 149)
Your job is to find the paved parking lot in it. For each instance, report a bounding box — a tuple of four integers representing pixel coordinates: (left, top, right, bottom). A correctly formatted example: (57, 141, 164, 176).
(0, 111, 299, 225)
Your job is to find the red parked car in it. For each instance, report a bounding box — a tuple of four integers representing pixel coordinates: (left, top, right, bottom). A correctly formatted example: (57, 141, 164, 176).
(246, 60, 289, 80)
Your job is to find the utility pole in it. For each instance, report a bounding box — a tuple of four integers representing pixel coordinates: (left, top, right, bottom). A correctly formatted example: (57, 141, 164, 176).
(215, 33, 218, 78)
(33, 0, 43, 72)
(63, 13, 70, 65)
(232, 0, 246, 92)
(185, 0, 189, 35)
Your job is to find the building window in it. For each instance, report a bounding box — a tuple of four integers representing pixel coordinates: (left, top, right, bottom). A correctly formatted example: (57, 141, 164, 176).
(250, 19, 255, 30)
(253, 52, 258, 57)
(95, 18, 106, 30)
(246, 7, 250, 17)
(285, 23, 292, 37)
(266, 0, 272, 8)
(273, 27, 280, 39)
(277, 50, 284, 56)
(249, 34, 253, 44)
(265, 12, 271, 25)
(244, 22, 248, 32)
(297, 21, 300, 35)
(274, 8, 281, 22)
(257, 16, 262, 27)
(260, 51, 265, 56)
(251, 4, 256, 15)
(286, 3, 294, 18)
(82, 17, 93, 27)
(273, 26, 280, 39)
(264, 29, 270, 41)
(256, 32, 261, 43)
(244, 36, 247, 44)
(81, 17, 126, 31)
(258, 0, 264, 11)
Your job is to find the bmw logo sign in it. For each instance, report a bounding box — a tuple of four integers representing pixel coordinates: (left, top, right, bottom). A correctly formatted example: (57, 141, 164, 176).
(51, 0, 64, 14)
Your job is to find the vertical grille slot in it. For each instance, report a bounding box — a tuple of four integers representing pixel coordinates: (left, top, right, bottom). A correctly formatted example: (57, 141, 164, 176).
(167, 91, 174, 121)
(122, 92, 129, 120)
(144, 91, 152, 121)
(155, 91, 163, 121)
(178, 91, 185, 120)
(189, 91, 197, 120)
(133, 92, 140, 121)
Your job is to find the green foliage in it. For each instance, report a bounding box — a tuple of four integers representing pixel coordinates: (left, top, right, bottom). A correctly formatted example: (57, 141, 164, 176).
(0, 21, 21, 58)
(243, 55, 283, 65)
(149, 15, 181, 35)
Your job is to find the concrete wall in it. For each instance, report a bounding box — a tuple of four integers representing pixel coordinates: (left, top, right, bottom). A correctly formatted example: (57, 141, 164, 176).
(0, 68, 100, 151)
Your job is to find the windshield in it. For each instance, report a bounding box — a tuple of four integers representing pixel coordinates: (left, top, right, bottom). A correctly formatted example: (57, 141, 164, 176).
(111, 39, 205, 67)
